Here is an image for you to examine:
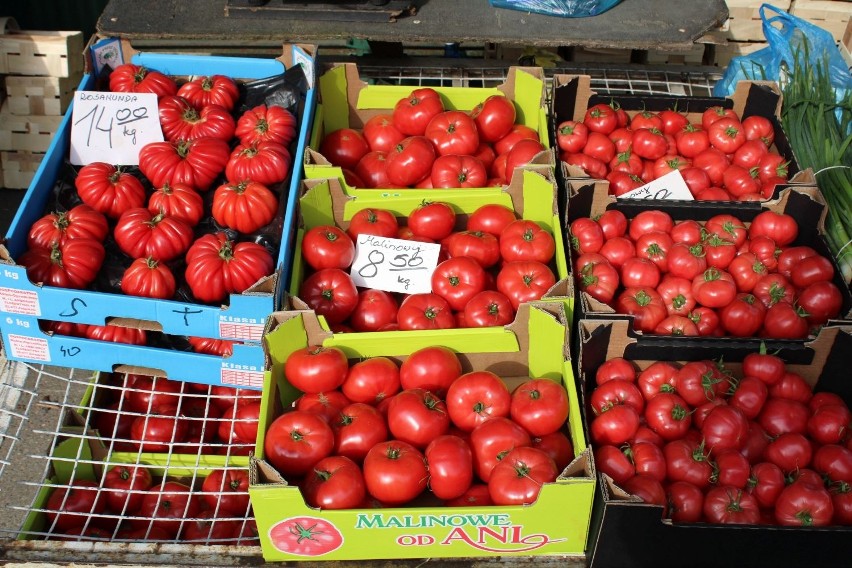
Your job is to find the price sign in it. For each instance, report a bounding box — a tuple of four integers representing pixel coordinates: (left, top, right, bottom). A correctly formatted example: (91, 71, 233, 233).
(69, 91, 164, 166)
(617, 170, 694, 201)
(350, 235, 441, 294)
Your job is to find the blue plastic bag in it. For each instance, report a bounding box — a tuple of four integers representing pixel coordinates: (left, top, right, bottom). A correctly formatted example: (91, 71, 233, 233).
(488, 0, 622, 18)
(713, 3, 852, 97)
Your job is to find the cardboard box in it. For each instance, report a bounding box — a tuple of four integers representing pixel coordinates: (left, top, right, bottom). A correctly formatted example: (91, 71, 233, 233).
(566, 182, 852, 344)
(579, 318, 852, 568)
(551, 75, 812, 189)
(249, 303, 594, 561)
(288, 170, 573, 356)
(0, 41, 317, 375)
(18, 434, 258, 546)
(0, 29, 84, 77)
(62, 371, 260, 470)
(305, 63, 552, 197)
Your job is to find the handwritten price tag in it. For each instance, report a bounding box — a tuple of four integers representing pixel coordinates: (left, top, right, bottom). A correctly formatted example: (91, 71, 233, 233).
(350, 235, 441, 294)
(69, 91, 164, 166)
(617, 170, 694, 201)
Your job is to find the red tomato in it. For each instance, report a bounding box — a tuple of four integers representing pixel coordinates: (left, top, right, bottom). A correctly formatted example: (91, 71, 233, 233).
(797, 281, 843, 326)
(264, 410, 335, 477)
(590, 378, 645, 416)
(158, 96, 235, 142)
(644, 392, 692, 441)
(488, 446, 558, 505)
(120, 257, 176, 299)
(509, 378, 569, 437)
(426, 110, 480, 156)
(114, 208, 193, 263)
(562, 151, 608, 179)
(301, 455, 367, 510)
(497, 260, 556, 310)
(591, 404, 641, 446)
(775, 481, 834, 526)
(701, 405, 749, 454)
(430, 257, 487, 311)
(692, 267, 737, 308)
(582, 131, 617, 164)
(769, 372, 813, 404)
(666, 481, 704, 522)
(615, 287, 668, 333)
(500, 219, 555, 264)
(762, 303, 811, 339)
(556, 120, 589, 153)
(742, 115, 775, 146)
(596, 357, 638, 385)
(704, 486, 760, 524)
(569, 217, 605, 255)
(28, 204, 109, 249)
(790, 255, 835, 289)
(347, 207, 398, 240)
(813, 444, 852, 484)
(757, 153, 790, 183)
(363, 440, 427, 505)
(387, 388, 451, 449)
(636, 362, 678, 402)
(632, 128, 668, 161)
(393, 89, 444, 136)
(621, 257, 661, 289)
(299, 268, 358, 325)
(319, 128, 369, 170)
(399, 346, 461, 397)
(629, 211, 674, 241)
(752, 273, 796, 308)
(664, 439, 714, 488)
(657, 275, 697, 316)
(659, 109, 689, 136)
(75, 162, 147, 220)
(467, 203, 517, 237)
(595, 445, 636, 485)
(577, 257, 620, 304)
(759, 397, 810, 437)
(470, 416, 532, 481)
(728, 376, 769, 419)
(675, 124, 710, 159)
(701, 106, 738, 131)
(446, 371, 511, 432)
(470, 95, 517, 142)
(333, 403, 389, 463)
(201, 468, 250, 516)
(505, 138, 546, 178)
(285, 345, 348, 394)
(109, 63, 177, 96)
(749, 210, 799, 247)
(808, 404, 851, 446)
(748, 461, 785, 508)
(595, 210, 628, 240)
(673, 360, 725, 407)
(444, 230, 500, 268)
(136, 481, 201, 538)
(494, 124, 539, 155)
(268, 515, 343, 556)
(362, 113, 405, 153)
(584, 103, 619, 134)
(103, 465, 153, 515)
(622, 474, 667, 509)
(397, 293, 455, 331)
(184, 232, 273, 303)
(532, 431, 574, 472)
(464, 290, 515, 328)
(764, 432, 813, 473)
(386, 136, 436, 186)
(680, 167, 712, 197)
(407, 201, 456, 241)
(425, 435, 474, 500)
(341, 357, 400, 405)
(234, 103, 297, 147)
(225, 140, 291, 187)
(353, 151, 390, 188)
(295, 391, 352, 425)
(599, 236, 636, 270)
(301, 226, 355, 271)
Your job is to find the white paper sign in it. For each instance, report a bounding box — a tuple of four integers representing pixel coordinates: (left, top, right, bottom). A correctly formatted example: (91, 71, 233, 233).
(70, 91, 164, 166)
(617, 169, 694, 201)
(350, 235, 441, 294)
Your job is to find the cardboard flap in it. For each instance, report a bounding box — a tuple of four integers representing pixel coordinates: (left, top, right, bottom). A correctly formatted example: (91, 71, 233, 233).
(503, 67, 546, 127)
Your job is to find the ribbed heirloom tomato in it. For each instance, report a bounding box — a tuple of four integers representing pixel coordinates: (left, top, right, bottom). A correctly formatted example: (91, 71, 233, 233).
(212, 180, 278, 234)
(235, 104, 297, 147)
(158, 95, 235, 142)
(120, 257, 176, 299)
(147, 182, 204, 226)
(225, 141, 292, 186)
(177, 74, 239, 111)
(139, 137, 230, 191)
(75, 162, 146, 219)
(28, 204, 108, 248)
(184, 232, 274, 303)
(114, 208, 194, 262)
(20, 239, 105, 290)
(109, 63, 177, 97)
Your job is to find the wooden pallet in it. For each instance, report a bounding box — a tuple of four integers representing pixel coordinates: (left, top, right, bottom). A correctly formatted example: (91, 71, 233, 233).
(718, 0, 793, 41)
(0, 29, 84, 77)
(712, 40, 770, 68)
(0, 101, 63, 152)
(1, 150, 43, 189)
(5, 74, 80, 115)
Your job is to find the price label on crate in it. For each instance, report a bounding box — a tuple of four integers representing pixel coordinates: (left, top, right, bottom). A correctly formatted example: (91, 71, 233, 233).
(617, 170, 694, 201)
(69, 91, 164, 166)
(350, 235, 441, 294)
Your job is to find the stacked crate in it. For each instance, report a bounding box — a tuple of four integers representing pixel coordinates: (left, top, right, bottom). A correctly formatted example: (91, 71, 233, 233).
(790, 0, 852, 42)
(0, 25, 84, 189)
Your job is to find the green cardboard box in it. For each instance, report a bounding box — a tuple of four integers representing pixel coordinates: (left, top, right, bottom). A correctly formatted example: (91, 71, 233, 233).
(288, 169, 573, 356)
(249, 303, 595, 561)
(304, 63, 552, 198)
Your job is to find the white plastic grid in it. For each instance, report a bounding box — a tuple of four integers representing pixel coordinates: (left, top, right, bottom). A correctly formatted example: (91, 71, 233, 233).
(0, 357, 43, 483)
(9, 370, 260, 545)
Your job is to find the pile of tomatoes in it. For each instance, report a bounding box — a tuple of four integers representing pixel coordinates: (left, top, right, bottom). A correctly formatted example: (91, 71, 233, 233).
(557, 103, 790, 200)
(299, 200, 560, 331)
(317, 87, 546, 189)
(264, 345, 574, 508)
(571, 204, 844, 338)
(590, 351, 852, 526)
(44, 465, 257, 543)
(19, 63, 301, 308)
(87, 372, 260, 456)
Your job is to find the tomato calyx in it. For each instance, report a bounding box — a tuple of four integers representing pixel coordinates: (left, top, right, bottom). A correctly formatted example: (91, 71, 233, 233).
(182, 106, 201, 123)
(133, 66, 150, 84)
(53, 211, 71, 231)
(767, 283, 789, 306)
(795, 510, 816, 526)
(290, 429, 308, 442)
(49, 242, 64, 266)
(672, 294, 688, 310)
(669, 402, 689, 421)
(289, 520, 323, 543)
(217, 238, 237, 262)
(701, 267, 724, 282)
(448, 276, 460, 287)
(633, 290, 654, 307)
(255, 118, 270, 135)
(689, 244, 706, 258)
(559, 124, 578, 136)
(522, 228, 536, 243)
(511, 460, 537, 480)
(724, 488, 747, 512)
(723, 126, 740, 140)
(692, 441, 711, 462)
(108, 167, 125, 185)
(143, 256, 161, 270)
(703, 234, 733, 248)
